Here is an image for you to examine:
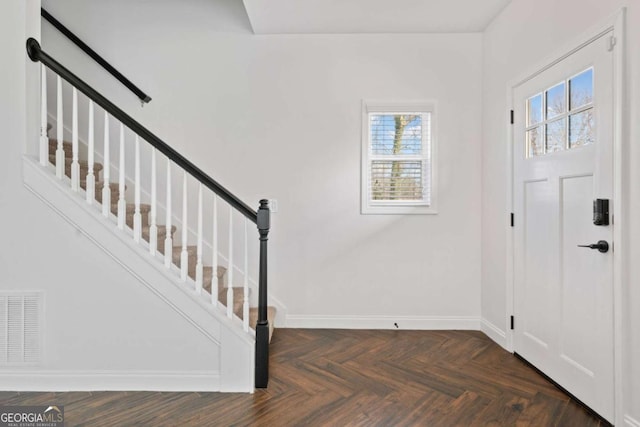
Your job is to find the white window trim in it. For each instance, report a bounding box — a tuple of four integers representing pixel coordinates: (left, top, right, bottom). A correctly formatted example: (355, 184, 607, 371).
(361, 100, 438, 215)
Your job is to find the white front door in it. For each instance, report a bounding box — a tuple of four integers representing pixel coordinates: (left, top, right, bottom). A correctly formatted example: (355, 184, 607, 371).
(513, 32, 615, 421)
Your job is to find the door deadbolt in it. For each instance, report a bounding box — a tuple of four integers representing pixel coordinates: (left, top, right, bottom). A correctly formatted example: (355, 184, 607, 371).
(593, 199, 609, 226)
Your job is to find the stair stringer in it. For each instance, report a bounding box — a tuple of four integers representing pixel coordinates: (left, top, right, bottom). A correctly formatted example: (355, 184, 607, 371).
(22, 155, 255, 392)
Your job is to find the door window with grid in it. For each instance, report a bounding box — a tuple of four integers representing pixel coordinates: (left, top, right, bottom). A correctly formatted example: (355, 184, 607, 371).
(525, 68, 594, 157)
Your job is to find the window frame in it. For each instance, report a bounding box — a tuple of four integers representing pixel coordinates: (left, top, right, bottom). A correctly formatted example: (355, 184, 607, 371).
(361, 100, 438, 215)
(525, 67, 594, 158)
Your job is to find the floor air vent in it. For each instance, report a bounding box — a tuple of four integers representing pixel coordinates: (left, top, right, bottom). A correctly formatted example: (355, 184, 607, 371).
(0, 292, 43, 366)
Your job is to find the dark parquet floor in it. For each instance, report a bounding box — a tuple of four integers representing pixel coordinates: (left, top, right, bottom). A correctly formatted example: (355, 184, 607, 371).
(0, 329, 603, 426)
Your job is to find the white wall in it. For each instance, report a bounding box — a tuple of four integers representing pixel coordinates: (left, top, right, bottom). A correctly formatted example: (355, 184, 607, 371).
(0, 0, 221, 388)
(481, 0, 640, 422)
(41, 0, 484, 328)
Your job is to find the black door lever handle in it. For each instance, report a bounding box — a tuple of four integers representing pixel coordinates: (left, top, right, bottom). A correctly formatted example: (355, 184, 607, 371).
(577, 240, 609, 253)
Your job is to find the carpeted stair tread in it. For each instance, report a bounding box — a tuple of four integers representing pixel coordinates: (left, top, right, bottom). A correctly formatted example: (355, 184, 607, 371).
(172, 245, 198, 261)
(217, 286, 245, 318)
(112, 203, 152, 228)
(80, 181, 118, 191)
(202, 266, 228, 293)
(48, 154, 104, 171)
(49, 155, 104, 182)
(172, 246, 200, 278)
(93, 181, 121, 191)
(111, 202, 152, 213)
(141, 224, 177, 252)
(249, 306, 276, 341)
(48, 138, 72, 157)
(141, 224, 176, 237)
(95, 182, 125, 204)
(114, 203, 151, 215)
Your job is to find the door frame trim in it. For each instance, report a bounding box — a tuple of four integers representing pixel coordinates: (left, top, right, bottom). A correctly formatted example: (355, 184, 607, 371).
(505, 8, 626, 425)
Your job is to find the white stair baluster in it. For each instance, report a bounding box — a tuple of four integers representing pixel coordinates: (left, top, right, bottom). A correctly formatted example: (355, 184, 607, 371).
(195, 183, 204, 293)
(85, 100, 95, 204)
(55, 75, 64, 179)
(117, 123, 126, 229)
(101, 112, 111, 216)
(211, 195, 219, 306)
(71, 88, 80, 191)
(133, 135, 142, 242)
(227, 208, 234, 319)
(164, 159, 173, 268)
(39, 65, 48, 166)
(180, 171, 189, 281)
(243, 217, 249, 332)
(149, 148, 158, 256)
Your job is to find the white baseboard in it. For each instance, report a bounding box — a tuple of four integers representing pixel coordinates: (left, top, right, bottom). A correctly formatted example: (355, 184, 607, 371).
(625, 414, 640, 427)
(480, 318, 507, 349)
(0, 370, 221, 392)
(285, 315, 480, 330)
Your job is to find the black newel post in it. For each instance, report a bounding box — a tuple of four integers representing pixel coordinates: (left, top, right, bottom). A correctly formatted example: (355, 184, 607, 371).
(255, 199, 270, 388)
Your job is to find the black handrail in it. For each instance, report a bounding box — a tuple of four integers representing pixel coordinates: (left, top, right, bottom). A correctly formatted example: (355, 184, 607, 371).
(26, 38, 257, 223)
(41, 8, 152, 104)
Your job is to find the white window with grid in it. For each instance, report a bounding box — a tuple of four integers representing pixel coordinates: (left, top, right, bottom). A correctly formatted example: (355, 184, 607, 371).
(361, 101, 437, 214)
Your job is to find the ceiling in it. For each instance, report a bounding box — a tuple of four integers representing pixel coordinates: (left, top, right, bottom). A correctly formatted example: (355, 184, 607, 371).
(241, 0, 512, 34)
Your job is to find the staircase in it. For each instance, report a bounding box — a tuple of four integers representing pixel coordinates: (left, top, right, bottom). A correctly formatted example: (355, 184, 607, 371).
(25, 37, 275, 391)
(45, 138, 276, 338)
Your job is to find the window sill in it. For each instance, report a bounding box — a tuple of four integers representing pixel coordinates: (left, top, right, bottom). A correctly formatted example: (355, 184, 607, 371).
(361, 205, 438, 215)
